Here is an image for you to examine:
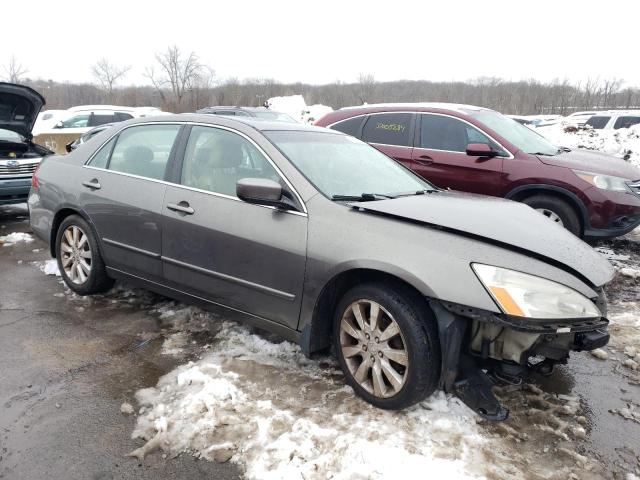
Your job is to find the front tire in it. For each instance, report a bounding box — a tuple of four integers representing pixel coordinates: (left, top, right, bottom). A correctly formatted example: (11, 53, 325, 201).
(333, 282, 441, 410)
(521, 194, 581, 237)
(55, 215, 114, 295)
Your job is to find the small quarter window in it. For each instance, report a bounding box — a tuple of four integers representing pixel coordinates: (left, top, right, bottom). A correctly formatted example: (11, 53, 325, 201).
(87, 137, 116, 169)
(330, 117, 365, 138)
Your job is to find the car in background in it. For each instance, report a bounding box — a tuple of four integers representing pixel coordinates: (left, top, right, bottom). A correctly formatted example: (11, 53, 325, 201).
(65, 123, 115, 152)
(197, 106, 298, 123)
(585, 111, 640, 130)
(315, 103, 640, 240)
(0, 82, 53, 205)
(29, 114, 614, 419)
(564, 111, 598, 127)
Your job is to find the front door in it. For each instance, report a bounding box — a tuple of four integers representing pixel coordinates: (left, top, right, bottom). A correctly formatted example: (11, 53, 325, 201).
(411, 113, 506, 196)
(80, 123, 182, 282)
(161, 125, 307, 329)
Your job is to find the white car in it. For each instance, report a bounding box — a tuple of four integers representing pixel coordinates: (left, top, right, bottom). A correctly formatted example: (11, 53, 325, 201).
(564, 111, 598, 127)
(585, 111, 640, 130)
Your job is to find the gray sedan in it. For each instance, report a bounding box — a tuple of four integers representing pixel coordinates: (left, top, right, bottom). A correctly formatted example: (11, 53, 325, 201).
(29, 114, 613, 420)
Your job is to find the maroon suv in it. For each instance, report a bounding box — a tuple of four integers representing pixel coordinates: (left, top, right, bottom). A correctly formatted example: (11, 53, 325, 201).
(315, 104, 640, 239)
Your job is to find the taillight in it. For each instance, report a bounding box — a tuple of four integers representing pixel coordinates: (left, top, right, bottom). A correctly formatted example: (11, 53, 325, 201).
(31, 164, 40, 189)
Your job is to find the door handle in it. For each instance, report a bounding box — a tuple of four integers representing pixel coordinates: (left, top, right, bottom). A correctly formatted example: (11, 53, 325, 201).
(167, 201, 195, 215)
(82, 179, 101, 190)
(415, 155, 434, 166)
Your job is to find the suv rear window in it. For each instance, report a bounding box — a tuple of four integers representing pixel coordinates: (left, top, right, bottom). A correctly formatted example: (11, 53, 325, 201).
(330, 117, 365, 137)
(613, 116, 640, 129)
(586, 116, 610, 129)
(361, 113, 413, 147)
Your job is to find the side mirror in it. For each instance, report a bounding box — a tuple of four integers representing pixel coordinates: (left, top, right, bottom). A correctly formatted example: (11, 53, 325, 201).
(54, 121, 63, 129)
(466, 143, 496, 157)
(236, 178, 295, 210)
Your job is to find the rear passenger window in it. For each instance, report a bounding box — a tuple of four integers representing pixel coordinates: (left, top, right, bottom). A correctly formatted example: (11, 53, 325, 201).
(180, 126, 280, 197)
(586, 116, 610, 129)
(613, 116, 640, 129)
(361, 113, 413, 146)
(107, 124, 180, 180)
(330, 117, 365, 137)
(87, 137, 116, 169)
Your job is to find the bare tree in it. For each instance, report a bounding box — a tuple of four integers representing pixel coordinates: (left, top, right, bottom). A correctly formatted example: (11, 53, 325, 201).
(144, 46, 203, 111)
(3, 55, 28, 83)
(91, 58, 131, 96)
(357, 73, 376, 104)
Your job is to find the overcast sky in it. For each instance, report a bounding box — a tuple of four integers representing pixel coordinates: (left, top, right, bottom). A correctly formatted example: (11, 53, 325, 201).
(4, 0, 639, 87)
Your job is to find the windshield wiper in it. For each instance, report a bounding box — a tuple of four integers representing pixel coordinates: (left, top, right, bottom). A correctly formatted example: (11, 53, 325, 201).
(331, 193, 393, 202)
(387, 189, 438, 198)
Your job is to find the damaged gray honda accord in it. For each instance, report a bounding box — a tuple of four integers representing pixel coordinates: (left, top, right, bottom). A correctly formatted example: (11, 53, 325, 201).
(28, 115, 613, 420)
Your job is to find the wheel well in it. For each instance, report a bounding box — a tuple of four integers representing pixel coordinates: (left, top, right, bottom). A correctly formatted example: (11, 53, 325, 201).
(303, 268, 430, 355)
(49, 208, 80, 257)
(510, 188, 584, 233)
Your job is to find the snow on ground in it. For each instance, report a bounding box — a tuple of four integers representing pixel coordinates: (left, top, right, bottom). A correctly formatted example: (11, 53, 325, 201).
(536, 123, 640, 168)
(0, 232, 34, 247)
(39, 259, 61, 276)
(129, 319, 489, 480)
(266, 95, 333, 124)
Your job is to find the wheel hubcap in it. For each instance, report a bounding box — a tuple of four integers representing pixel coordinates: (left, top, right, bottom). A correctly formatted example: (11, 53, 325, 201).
(536, 208, 564, 226)
(339, 299, 408, 398)
(60, 225, 92, 285)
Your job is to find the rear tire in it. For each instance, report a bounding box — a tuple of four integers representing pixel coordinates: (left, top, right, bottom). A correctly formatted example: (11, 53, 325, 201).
(55, 215, 114, 295)
(522, 194, 581, 237)
(333, 281, 441, 410)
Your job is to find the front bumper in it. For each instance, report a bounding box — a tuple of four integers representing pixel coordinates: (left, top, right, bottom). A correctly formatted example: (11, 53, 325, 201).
(584, 187, 640, 238)
(0, 177, 31, 205)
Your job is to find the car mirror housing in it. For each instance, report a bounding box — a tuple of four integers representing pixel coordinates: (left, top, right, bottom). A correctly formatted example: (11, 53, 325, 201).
(466, 143, 496, 157)
(237, 178, 294, 210)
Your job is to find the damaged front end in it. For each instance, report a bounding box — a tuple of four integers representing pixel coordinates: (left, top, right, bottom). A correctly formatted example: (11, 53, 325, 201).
(429, 289, 609, 422)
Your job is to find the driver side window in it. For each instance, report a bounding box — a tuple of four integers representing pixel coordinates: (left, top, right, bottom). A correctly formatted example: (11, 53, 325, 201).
(420, 114, 506, 155)
(180, 126, 280, 197)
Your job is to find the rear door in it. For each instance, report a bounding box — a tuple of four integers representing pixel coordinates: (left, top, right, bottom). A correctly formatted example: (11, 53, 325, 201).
(411, 113, 506, 196)
(160, 125, 307, 329)
(360, 113, 415, 169)
(81, 123, 182, 282)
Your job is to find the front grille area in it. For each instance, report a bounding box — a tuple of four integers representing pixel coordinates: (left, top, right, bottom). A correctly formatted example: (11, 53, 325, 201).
(0, 162, 39, 176)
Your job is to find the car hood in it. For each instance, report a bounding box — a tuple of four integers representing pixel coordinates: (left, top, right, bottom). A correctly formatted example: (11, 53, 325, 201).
(0, 82, 45, 139)
(353, 192, 614, 288)
(537, 149, 640, 180)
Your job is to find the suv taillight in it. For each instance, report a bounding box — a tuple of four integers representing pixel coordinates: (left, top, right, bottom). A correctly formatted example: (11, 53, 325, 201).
(31, 164, 40, 189)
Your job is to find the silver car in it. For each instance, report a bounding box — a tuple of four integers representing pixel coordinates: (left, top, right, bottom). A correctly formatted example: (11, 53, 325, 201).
(29, 114, 613, 420)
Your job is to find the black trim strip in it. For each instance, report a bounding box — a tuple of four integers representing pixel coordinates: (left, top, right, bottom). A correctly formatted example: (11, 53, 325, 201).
(102, 238, 161, 259)
(161, 255, 296, 301)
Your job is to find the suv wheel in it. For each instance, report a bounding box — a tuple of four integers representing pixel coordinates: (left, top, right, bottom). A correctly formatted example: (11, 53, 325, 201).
(55, 215, 114, 295)
(522, 194, 581, 237)
(333, 282, 440, 410)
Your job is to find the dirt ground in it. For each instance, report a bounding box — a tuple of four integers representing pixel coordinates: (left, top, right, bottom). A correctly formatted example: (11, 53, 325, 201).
(0, 203, 638, 479)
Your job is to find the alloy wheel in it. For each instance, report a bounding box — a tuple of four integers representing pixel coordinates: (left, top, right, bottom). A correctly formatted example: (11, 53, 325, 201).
(536, 208, 564, 226)
(339, 299, 409, 398)
(60, 225, 92, 285)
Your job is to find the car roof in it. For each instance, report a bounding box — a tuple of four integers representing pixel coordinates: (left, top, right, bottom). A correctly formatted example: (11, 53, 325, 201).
(339, 102, 492, 113)
(125, 113, 335, 133)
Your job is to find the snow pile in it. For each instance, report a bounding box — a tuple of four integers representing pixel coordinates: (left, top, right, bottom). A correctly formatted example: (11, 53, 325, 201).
(39, 259, 61, 276)
(130, 321, 487, 479)
(266, 95, 333, 124)
(536, 123, 640, 168)
(0, 232, 34, 247)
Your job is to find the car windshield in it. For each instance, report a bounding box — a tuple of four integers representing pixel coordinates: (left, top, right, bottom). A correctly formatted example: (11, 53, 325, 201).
(468, 110, 558, 156)
(265, 130, 433, 199)
(0, 128, 23, 142)
(252, 111, 298, 123)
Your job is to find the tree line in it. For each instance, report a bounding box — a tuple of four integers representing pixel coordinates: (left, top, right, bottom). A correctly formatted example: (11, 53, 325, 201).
(4, 48, 640, 115)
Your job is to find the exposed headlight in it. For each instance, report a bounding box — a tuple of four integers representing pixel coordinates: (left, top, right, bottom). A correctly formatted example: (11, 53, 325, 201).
(573, 170, 631, 193)
(472, 264, 601, 319)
